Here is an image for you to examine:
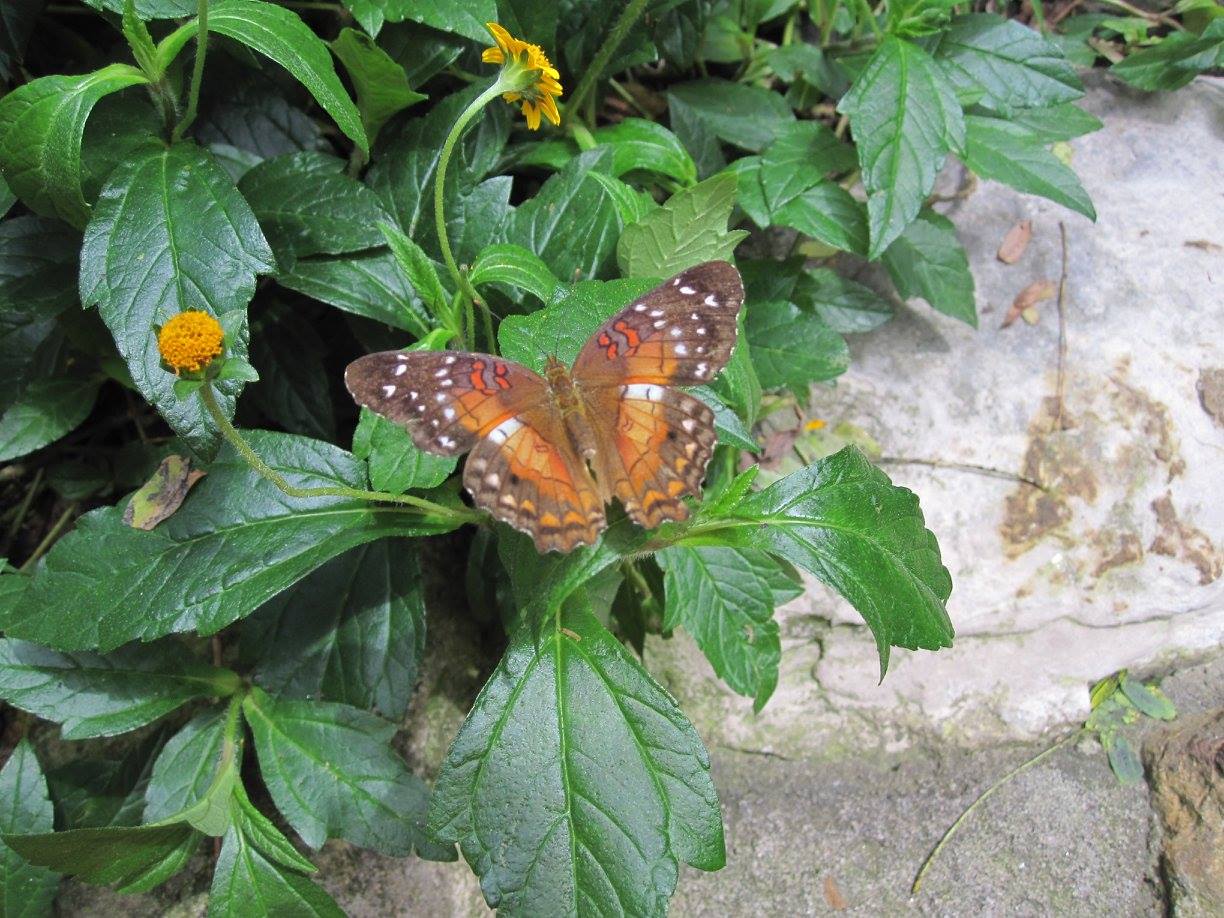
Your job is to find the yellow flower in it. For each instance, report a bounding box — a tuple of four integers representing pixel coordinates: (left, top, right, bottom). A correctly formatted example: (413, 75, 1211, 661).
(158, 310, 224, 375)
(804, 418, 827, 431)
(482, 22, 563, 130)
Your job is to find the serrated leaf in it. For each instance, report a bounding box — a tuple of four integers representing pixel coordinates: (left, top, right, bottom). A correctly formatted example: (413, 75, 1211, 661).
(658, 546, 802, 711)
(961, 116, 1095, 220)
(724, 156, 771, 229)
(209, 819, 342, 918)
(277, 249, 431, 336)
(591, 118, 697, 185)
(247, 304, 335, 440)
(144, 711, 227, 823)
(47, 732, 163, 831)
(746, 300, 849, 393)
(243, 540, 425, 719)
(794, 268, 894, 333)
(836, 36, 965, 259)
(195, 82, 331, 162)
(758, 121, 856, 212)
(430, 602, 724, 915)
(469, 243, 561, 304)
(0, 740, 60, 918)
(934, 14, 1084, 114)
(710, 312, 761, 426)
(0, 375, 101, 463)
(242, 686, 446, 857)
(341, 0, 496, 42)
(1111, 20, 1224, 91)
(691, 386, 759, 453)
(79, 143, 275, 458)
(2, 431, 459, 652)
(379, 222, 450, 321)
(0, 215, 79, 317)
(352, 408, 456, 494)
(0, 639, 237, 739)
(0, 64, 148, 228)
(730, 446, 953, 678)
(772, 182, 869, 256)
(231, 781, 316, 874)
(881, 210, 977, 326)
(667, 79, 795, 152)
(991, 103, 1102, 142)
(330, 27, 425, 147)
(238, 151, 392, 260)
(617, 172, 748, 278)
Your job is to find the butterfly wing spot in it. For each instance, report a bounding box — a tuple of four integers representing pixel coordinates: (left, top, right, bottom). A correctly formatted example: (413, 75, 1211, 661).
(670, 327, 683, 338)
(675, 344, 688, 356)
(382, 385, 396, 396)
(633, 303, 647, 312)
(679, 285, 696, 294)
(488, 417, 523, 444)
(704, 294, 719, 307)
(394, 365, 407, 376)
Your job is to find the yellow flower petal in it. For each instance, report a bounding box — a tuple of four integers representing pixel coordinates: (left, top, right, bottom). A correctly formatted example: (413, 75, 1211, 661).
(483, 22, 563, 130)
(540, 94, 560, 126)
(522, 101, 541, 130)
(485, 22, 513, 53)
(482, 47, 504, 64)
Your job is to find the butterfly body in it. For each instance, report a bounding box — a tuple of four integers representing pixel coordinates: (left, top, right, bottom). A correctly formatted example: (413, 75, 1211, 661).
(345, 261, 744, 553)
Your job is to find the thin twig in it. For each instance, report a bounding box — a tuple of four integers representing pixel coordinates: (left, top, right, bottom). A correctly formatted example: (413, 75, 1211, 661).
(565, 0, 651, 125)
(19, 502, 78, 572)
(1054, 222, 1069, 431)
(2, 469, 44, 555)
(877, 456, 1046, 491)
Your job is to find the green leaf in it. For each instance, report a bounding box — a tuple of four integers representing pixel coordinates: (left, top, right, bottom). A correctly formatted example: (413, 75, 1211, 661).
(0, 64, 148, 228)
(46, 732, 162, 830)
(231, 781, 317, 874)
(430, 603, 724, 915)
(195, 82, 331, 162)
(881, 210, 977, 326)
(591, 118, 697, 185)
(2, 431, 458, 652)
(0, 215, 79, 317)
(961, 116, 1095, 220)
(144, 711, 226, 823)
(237, 151, 393, 260)
(352, 407, 456, 494)
(658, 546, 801, 711)
(772, 183, 869, 256)
(244, 540, 426, 719)
(794, 268, 894, 333)
(330, 27, 425, 147)
(710, 312, 761, 426)
(746, 300, 849, 393)
(758, 121, 856, 212)
(498, 278, 657, 373)
(667, 79, 795, 152)
(588, 171, 659, 226)
(836, 36, 965, 259)
(731, 447, 953, 678)
(342, 0, 496, 41)
(1119, 675, 1177, 721)
(122, 0, 160, 78)
(724, 156, 771, 229)
(0, 375, 101, 462)
(209, 819, 342, 918)
(469, 243, 561, 304)
(996, 102, 1102, 142)
(508, 148, 625, 282)
(0, 639, 237, 739)
(79, 143, 275, 458)
(248, 303, 335, 440)
(933, 14, 1083, 114)
(1111, 20, 1224, 91)
(691, 386, 760, 453)
(379, 222, 450, 322)
(277, 250, 431, 336)
(80, 0, 196, 16)
(2, 823, 199, 894)
(1105, 733, 1144, 784)
(242, 686, 446, 857)
(0, 740, 60, 918)
(617, 172, 748, 278)
(198, 0, 368, 154)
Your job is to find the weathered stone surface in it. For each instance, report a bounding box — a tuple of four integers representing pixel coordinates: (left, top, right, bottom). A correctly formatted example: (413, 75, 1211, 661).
(1144, 709, 1224, 916)
(651, 72, 1224, 754)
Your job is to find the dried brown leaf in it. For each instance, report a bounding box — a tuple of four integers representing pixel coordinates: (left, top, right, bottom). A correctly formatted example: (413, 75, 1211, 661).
(997, 220, 1033, 264)
(823, 875, 848, 910)
(1002, 279, 1056, 328)
(122, 455, 205, 530)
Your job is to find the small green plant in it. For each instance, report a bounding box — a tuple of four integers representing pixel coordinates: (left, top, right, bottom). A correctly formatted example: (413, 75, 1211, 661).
(0, 0, 1214, 914)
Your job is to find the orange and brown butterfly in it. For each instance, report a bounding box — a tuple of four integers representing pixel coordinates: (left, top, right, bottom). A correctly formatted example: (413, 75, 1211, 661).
(345, 260, 745, 553)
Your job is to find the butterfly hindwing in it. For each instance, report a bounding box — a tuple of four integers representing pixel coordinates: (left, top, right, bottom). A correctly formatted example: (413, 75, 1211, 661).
(573, 260, 745, 389)
(344, 350, 548, 457)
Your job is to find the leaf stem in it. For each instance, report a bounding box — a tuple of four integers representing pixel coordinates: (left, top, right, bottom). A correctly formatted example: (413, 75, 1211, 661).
(911, 730, 1083, 895)
(18, 502, 78, 572)
(566, 0, 651, 126)
(434, 79, 506, 349)
(197, 383, 481, 524)
(171, 0, 208, 143)
(854, 0, 883, 39)
(2, 468, 43, 555)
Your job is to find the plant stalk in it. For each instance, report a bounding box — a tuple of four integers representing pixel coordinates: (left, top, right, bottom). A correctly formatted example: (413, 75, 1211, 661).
(566, 0, 650, 125)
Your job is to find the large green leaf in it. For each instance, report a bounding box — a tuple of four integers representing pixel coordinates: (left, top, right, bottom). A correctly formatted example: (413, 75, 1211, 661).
(745, 300, 849, 393)
(210, 818, 342, 918)
(243, 540, 426, 719)
(961, 115, 1095, 220)
(880, 210, 976, 326)
(248, 302, 336, 440)
(79, 143, 276, 458)
(508, 149, 625, 282)
(0, 215, 79, 316)
(667, 79, 795, 152)
(46, 733, 162, 831)
(0, 64, 148, 228)
(242, 687, 447, 857)
(794, 268, 893, 334)
(430, 602, 724, 915)
(658, 546, 802, 711)
(758, 121, 856, 212)
(934, 13, 1084, 114)
(352, 408, 456, 494)
(0, 639, 238, 739)
(278, 249, 430, 334)
(144, 711, 226, 822)
(836, 36, 965, 259)
(0, 740, 59, 918)
(730, 446, 953, 677)
(1, 431, 458, 652)
(237, 151, 392, 261)
(0, 375, 101, 463)
(330, 27, 425, 147)
(1002, 102, 1102, 142)
(1111, 20, 1224, 91)
(195, 0, 368, 153)
(771, 182, 869, 256)
(195, 82, 331, 162)
(342, 0, 496, 41)
(617, 171, 748, 278)
(469, 243, 561, 304)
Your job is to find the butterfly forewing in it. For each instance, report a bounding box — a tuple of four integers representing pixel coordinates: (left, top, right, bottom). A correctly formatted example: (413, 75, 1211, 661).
(572, 260, 744, 389)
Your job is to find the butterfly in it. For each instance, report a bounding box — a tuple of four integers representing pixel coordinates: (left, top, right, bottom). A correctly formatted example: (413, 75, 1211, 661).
(345, 260, 745, 553)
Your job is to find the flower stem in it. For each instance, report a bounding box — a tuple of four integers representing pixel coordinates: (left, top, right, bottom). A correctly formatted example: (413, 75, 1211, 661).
(171, 0, 208, 143)
(434, 79, 506, 349)
(566, 0, 650, 126)
(198, 383, 481, 525)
